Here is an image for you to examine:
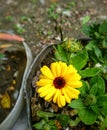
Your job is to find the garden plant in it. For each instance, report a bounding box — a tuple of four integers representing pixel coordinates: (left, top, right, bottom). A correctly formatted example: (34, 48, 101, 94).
(29, 21, 107, 130)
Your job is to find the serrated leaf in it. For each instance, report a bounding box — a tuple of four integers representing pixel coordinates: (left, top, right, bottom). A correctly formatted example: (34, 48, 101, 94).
(82, 23, 100, 38)
(102, 40, 107, 48)
(90, 75, 105, 95)
(79, 67, 101, 78)
(99, 21, 107, 35)
(86, 41, 103, 62)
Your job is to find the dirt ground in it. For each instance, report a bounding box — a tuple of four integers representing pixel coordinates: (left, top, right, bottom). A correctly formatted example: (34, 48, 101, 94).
(0, 0, 107, 57)
(0, 0, 107, 129)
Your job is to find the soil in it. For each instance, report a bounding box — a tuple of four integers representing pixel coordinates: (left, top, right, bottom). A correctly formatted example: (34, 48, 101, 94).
(0, 0, 107, 129)
(0, 0, 107, 56)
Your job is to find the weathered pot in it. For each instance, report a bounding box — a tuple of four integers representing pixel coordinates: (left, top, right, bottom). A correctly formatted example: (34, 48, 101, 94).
(0, 36, 32, 130)
(25, 39, 90, 130)
(26, 44, 53, 130)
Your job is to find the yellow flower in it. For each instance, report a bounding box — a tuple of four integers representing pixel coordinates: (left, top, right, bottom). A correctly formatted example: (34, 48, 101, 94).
(36, 61, 82, 107)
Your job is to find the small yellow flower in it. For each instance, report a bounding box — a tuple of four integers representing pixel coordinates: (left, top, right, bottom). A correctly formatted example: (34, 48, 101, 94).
(36, 61, 82, 107)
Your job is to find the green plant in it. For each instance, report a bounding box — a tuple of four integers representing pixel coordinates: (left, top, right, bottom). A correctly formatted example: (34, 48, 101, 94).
(5, 15, 14, 22)
(33, 110, 70, 130)
(69, 75, 107, 125)
(47, 2, 59, 20)
(33, 21, 107, 130)
(14, 23, 25, 34)
(53, 21, 107, 129)
(0, 53, 4, 62)
(81, 15, 90, 25)
(66, 1, 77, 9)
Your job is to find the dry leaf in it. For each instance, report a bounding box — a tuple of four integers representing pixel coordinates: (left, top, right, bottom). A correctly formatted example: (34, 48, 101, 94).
(0, 44, 12, 49)
(1, 92, 11, 109)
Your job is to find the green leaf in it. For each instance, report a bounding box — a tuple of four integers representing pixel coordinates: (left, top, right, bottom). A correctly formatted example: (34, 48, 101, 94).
(56, 114, 70, 127)
(90, 75, 105, 95)
(99, 21, 107, 35)
(68, 99, 85, 109)
(81, 24, 91, 36)
(69, 49, 89, 70)
(78, 81, 90, 96)
(81, 16, 90, 25)
(82, 23, 100, 38)
(37, 110, 55, 118)
(50, 126, 58, 130)
(48, 120, 58, 130)
(79, 67, 101, 78)
(86, 41, 103, 62)
(100, 116, 107, 130)
(101, 106, 107, 115)
(89, 84, 99, 95)
(33, 119, 46, 129)
(90, 105, 99, 114)
(102, 40, 107, 48)
(54, 45, 67, 63)
(69, 117, 80, 127)
(0, 53, 4, 60)
(78, 108, 97, 125)
(97, 95, 107, 107)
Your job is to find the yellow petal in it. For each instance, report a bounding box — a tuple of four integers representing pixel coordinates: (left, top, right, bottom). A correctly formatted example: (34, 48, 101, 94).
(51, 62, 61, 77)
(65, 65, 77, 76)
(66, 86, 80, 99)
(71, 74, 81, 80)
(61, 88, 71, 103)
(60, 94, 66, 107)
(57, 94, 62, 107)
(39, 88, 52, 97)
(36, 79, 52, 86)
(60, 62, 67, 76)
(45, 87, 56, 101)
(47, 96, 53, 102)
(50, 62, 57, 77)
(53, 89, 60, 103)
(41, 66, 54, 79)
(56, 62, 61, 76)
(39, 74, 47, 79)
(63, 87, 73, 99)
(66, 81, 82, 88)
(37, 84, 51, 93)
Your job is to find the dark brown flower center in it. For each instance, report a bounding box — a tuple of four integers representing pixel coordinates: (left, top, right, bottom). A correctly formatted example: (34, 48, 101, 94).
(53, 77, 65, 89)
